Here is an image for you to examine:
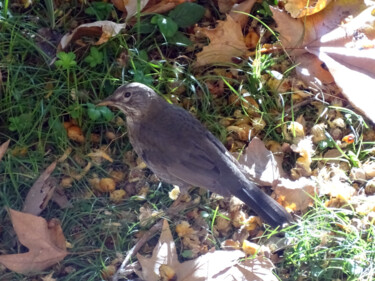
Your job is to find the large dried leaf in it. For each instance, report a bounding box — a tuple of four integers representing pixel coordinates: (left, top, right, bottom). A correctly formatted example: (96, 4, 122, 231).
(59, 21, 126, 50)
(0, 209, 68, 274)
(238, 137, 286, 186)
(112, 0, 149, 19)
(137, 220, 276, 281)
(0, 139, 10, 161)
(195, 15, 248, 67)
(274, 177, 317, 211)
(142, 0, 189, 15)
(285, 0, 333, 18)
(272, 0, 375, 122)
(229, 0, 257, 28)
(23, 161, 57, 216)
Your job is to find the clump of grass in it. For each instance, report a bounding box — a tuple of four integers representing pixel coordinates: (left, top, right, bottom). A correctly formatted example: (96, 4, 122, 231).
(275, 202, 375, 281)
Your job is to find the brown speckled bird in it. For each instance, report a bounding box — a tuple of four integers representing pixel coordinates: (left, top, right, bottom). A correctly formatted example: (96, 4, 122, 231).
(99, 82, 293, 227)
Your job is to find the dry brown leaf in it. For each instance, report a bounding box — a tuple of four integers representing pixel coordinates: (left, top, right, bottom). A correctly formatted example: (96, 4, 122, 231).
(59, 21, 126, 50)
(218, 0, 237, 13)
(51, 186, 72, 209)
(23, 161, 57, 216)
(285, 0, 333, 18)
(87, 149, 113, 162)
(136, 220, 276, 281)
(229, 0, 257, 28)
(274, 177, 316, 212)
(195, 15, 248, 67)
(0, 209, 68, 274)
(0, 139, 10, 161)
(112, 0, 149, 19)
(272, 1, 375, 122)
(142, 0, 188, 15)
(238, 137, 286, 186)
(41, 272, 56, 281)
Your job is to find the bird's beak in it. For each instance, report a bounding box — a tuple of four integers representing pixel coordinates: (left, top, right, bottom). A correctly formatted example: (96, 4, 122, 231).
(97, 97, 115, 107)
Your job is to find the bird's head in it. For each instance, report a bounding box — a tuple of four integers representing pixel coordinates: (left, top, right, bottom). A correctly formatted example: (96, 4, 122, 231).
(98, 82, 158, 118)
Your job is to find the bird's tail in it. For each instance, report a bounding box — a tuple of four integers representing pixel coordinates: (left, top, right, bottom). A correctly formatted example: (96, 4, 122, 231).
(233, 182, 293, 228)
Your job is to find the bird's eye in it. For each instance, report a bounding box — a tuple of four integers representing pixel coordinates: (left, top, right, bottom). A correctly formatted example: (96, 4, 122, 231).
(124, 92, 131, 98)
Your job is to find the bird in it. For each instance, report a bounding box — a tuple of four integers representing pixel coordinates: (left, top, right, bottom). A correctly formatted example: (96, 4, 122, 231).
(98, 82, 293, 228)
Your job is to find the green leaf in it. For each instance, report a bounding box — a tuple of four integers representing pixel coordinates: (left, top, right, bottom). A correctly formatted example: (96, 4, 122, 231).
(152, 15, 178, 38)
(167, 31, 192, 46)
(138, 49, 149, 62)
(181, 250, 193, 259)
(168, 3, 205, 28)
(8, 113, 33, 132)
(55, 52, 77, 69)
(68, 104, 82, 119)
(133, 70, 154, 85)
(87, 107, 101, 121)
(98, 106, 114, 121)
(133, 21, 157, 34)
(84, 47, 104, 67)
(85, 2, 113, 20)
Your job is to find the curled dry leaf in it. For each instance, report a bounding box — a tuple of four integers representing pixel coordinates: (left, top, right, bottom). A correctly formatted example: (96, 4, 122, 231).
(285, 0, 333, 18)
(59, 21, 126, 50)
(0, 209, 68, 274)
(136, 220, 277, 281)
(0, 139, 10, 161)
(66, 125, 85, 143)
(112, 0, 149, 18)
(142, 0, 188, 15)
(272, 1, 375, 122)
(87, 149, 114, 163)
(23, 161, 57, 216)
(195, 15, 248, 67)
(274, 177, 316, 212)
(238, 137, 286, 186)
(229, 0, 257, 28)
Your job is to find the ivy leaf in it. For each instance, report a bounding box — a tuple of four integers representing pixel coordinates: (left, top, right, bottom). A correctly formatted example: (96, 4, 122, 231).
(133, 21, 157, 34)
(9, 113, 33, 132)
(151, 15, 178, 38)
(84, 47, 104, 67)
(85, 2, 113, 20)
(168, 31, 192, 46)
(98, 106, 114, 121)
(55, 52, 77, 69)
(169, 3, 205, 28)
(87, 107, 101, 121)
(68, 104, 82, 119)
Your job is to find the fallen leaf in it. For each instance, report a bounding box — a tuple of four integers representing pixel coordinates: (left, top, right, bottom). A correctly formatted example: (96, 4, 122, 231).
(274, 177, 317, 211)
(238, 137, 286, 186)
(66, 125, 85, 143)
(195, 15, 248, 67)
(112, 0, 149, 18)
(0, 209, 68, 274)
(229, 0, 257, 28)
(23, 161, 57, 216)
(272, 1, 375, 122)
(51, 186, 73, 209)
(285, 0, 333, 18)
(0, 139, 10, 161)
(87, 149, 113, 162)
(41, 272, 56, 281)
(59, 21, 126, 50)
(136, 220, 276, 281)
(218, 0, 236, 13)
(142, 0, 187, 15)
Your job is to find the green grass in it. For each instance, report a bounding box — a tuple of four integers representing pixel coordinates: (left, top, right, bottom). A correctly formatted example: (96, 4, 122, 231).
(271, 202, 375, 281)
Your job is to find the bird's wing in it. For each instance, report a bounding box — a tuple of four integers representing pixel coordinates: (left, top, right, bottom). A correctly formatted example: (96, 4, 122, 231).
(132, 105, 230, 195)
